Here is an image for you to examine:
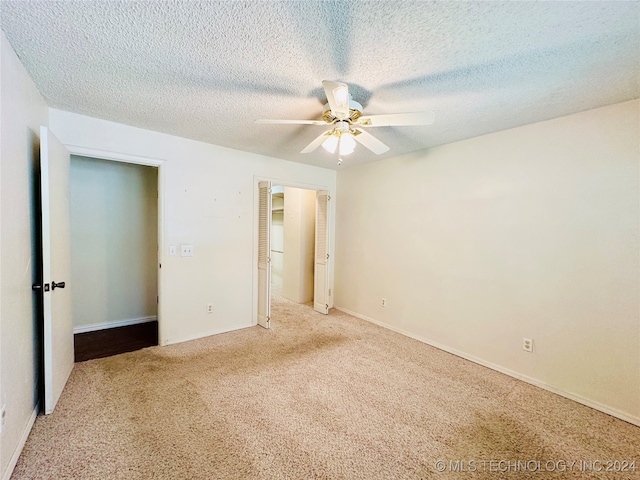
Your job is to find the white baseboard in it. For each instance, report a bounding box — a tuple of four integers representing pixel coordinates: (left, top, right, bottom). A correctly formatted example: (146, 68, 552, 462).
(336, 306, 640, 427)
(162, 323, 254, 346)
(2, 406, 38, 480)
(73, 316, 157, 334)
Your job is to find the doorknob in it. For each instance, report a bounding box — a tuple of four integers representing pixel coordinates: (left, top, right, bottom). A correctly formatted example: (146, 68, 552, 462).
(52, 281, 66, 290)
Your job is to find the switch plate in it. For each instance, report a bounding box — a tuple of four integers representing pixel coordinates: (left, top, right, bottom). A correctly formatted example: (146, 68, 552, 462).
(169, 245, 177, 256)
(181, 245, 194, 257)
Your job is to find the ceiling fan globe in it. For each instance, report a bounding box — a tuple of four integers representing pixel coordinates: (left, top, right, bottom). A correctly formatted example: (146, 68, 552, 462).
(339, 134, 356, 155)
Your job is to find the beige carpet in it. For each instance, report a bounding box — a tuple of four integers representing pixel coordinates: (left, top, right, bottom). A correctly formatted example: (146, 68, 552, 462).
(12, 296, 640, 479)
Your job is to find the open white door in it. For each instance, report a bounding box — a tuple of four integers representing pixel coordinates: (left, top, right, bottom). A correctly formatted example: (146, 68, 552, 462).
(314, 190, 330, 314)
(257, 181, 272, 328)
(36, 126, 74, 414)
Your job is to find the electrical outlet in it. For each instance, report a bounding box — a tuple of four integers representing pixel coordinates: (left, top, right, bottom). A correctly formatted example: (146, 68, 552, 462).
(381, 298, 387, 307)
(523, 337, 533, 353)
(207, 304, 214, 314)
(181, 245, 194, 257)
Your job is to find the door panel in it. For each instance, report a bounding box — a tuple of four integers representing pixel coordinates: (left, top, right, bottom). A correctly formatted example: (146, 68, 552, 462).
(314, 191, 330, 314)
(257, 181, 272, 328)
(39, 126, 74, 414)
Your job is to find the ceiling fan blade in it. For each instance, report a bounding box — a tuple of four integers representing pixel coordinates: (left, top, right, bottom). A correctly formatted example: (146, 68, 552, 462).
(352, 129, 390, 154)
(301, 131, 331, 153)
(322, 80, 350, 119)
(256, 119, 326, 125)
(357, 111, 435, 127)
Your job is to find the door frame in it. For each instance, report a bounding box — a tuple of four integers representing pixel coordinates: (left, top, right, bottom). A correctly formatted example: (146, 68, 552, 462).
(252, 176, 335, 325)
(63, 145, 167, 344)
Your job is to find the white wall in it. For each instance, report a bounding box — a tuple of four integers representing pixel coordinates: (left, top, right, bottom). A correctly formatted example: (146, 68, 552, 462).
(49, 109, 336, 345)
(0, 31, 49, 478)
(282, 187, 315, 303)
(271, 197, 284, 291)
(69, 156, 158, 330)
(335, 100, 640, 424)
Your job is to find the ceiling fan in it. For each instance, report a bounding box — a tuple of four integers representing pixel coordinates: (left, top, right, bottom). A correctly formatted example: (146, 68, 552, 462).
(256, 80, 435, 164)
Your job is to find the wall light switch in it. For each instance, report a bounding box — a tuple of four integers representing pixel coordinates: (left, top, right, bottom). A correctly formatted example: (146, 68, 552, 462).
(169, 246, 177, 256)
(181, 245, 194, 257)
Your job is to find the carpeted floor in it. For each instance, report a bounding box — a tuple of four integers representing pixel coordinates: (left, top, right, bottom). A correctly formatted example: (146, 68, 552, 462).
(11, 296, 640, 479)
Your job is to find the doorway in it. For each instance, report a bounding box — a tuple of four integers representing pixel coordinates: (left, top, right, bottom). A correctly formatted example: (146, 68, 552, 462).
(69, 155, 159, 360)
(270, 185, 316, 306)
(256, 180, 331, 329)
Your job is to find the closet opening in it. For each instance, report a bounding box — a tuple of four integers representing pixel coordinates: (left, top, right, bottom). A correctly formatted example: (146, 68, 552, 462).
(257, 180, 331, 329)
(270, 185, 316, 306)
(70, 155, 159, 361)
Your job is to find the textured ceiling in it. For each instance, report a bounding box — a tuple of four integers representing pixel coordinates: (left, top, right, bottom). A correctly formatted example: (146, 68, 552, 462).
(1, 1, 638, 169)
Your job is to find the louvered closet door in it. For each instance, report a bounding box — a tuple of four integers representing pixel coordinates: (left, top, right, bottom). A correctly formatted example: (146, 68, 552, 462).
(314, 190, 330, 314)
(257, 181, 272, 328)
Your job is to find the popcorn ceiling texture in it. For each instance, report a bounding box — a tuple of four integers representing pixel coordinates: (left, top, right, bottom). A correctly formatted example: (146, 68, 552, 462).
(1, 1, 638, 169)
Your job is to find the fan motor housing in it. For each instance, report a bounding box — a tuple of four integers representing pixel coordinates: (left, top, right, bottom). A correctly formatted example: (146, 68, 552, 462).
(322, 99, 363, 124)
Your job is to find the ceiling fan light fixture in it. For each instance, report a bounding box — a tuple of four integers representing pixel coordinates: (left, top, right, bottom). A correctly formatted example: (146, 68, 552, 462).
(322, 135, 339, 154)
(339, 133, 356, 155)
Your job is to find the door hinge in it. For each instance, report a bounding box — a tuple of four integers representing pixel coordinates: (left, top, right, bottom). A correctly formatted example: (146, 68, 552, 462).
(325, 304, 328, 310)
(326, 253, 330, 260)
(267, 316, 270, 321)
(328, 195, 331, 200)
